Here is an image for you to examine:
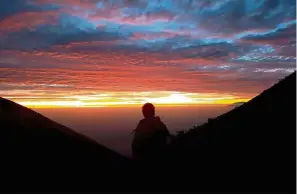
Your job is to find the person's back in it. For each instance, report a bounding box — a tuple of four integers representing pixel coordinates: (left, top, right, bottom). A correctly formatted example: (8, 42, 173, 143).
(132, 103, 170, 161)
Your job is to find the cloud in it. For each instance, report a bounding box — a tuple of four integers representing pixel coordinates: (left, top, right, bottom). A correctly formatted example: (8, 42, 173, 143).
(0, 0, 296, 106)
(240, 20, 296, 44)
(0, 11, 59, 32)
(0, 0, 59, 21)
(0, 14, 131, 50)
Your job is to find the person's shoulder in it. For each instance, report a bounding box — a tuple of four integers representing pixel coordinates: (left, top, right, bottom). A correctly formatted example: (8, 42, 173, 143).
(139, 118, 146, 123)
(138, 118, 147, 126)
(153, 116, 165, 126)
(139, 116, 163, 125)
(154, 116, 164, 123)
(154, 116, 169, 129)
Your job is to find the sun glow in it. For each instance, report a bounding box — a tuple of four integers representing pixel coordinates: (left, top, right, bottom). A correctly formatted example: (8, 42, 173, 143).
(144, 93, 193, 104)
(4, 91, 252, 108)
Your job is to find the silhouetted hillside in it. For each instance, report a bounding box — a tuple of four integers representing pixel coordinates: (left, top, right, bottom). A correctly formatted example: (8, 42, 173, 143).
(0, 97, 133, 193)
(168, 71, 296, 193)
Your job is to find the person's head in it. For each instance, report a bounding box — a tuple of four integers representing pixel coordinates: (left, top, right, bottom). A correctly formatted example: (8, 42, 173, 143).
(142, 103, 155, 118)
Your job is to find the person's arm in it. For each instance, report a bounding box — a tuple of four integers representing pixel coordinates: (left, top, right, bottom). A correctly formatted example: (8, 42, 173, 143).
(161, 122, 170, 135)
(160, 122, 173, 144)
(132, 121, 141, 134)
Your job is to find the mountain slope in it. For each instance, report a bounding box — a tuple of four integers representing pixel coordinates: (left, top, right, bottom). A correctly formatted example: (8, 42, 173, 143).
(169, 71, 296, 193)
(0, 97, 133, 193)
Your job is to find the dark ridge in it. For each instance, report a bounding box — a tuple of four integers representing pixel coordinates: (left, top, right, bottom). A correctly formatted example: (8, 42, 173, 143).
(168, 71, 296, 193)
(0, 97, 134, 193)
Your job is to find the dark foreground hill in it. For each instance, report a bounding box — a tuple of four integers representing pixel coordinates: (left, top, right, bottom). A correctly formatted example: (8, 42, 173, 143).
(0, 97, 134, 193)
(167, 71, 296, 193)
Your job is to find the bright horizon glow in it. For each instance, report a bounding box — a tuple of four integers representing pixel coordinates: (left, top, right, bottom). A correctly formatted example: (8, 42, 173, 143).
(4, 91, 252, 108)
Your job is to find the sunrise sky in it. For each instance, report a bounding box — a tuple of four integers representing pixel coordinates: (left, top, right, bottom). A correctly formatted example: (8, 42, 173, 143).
(0, 0, 296, 107)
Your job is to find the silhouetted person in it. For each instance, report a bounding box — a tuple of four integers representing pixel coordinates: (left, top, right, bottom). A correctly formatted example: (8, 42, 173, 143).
(132, 103, 171, 162)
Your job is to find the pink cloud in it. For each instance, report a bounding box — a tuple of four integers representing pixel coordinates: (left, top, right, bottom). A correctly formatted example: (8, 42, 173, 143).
(0, 11, 59, 31)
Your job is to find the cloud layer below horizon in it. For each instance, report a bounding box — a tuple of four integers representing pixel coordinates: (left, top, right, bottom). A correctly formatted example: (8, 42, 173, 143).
(0, 0, 296, 107)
